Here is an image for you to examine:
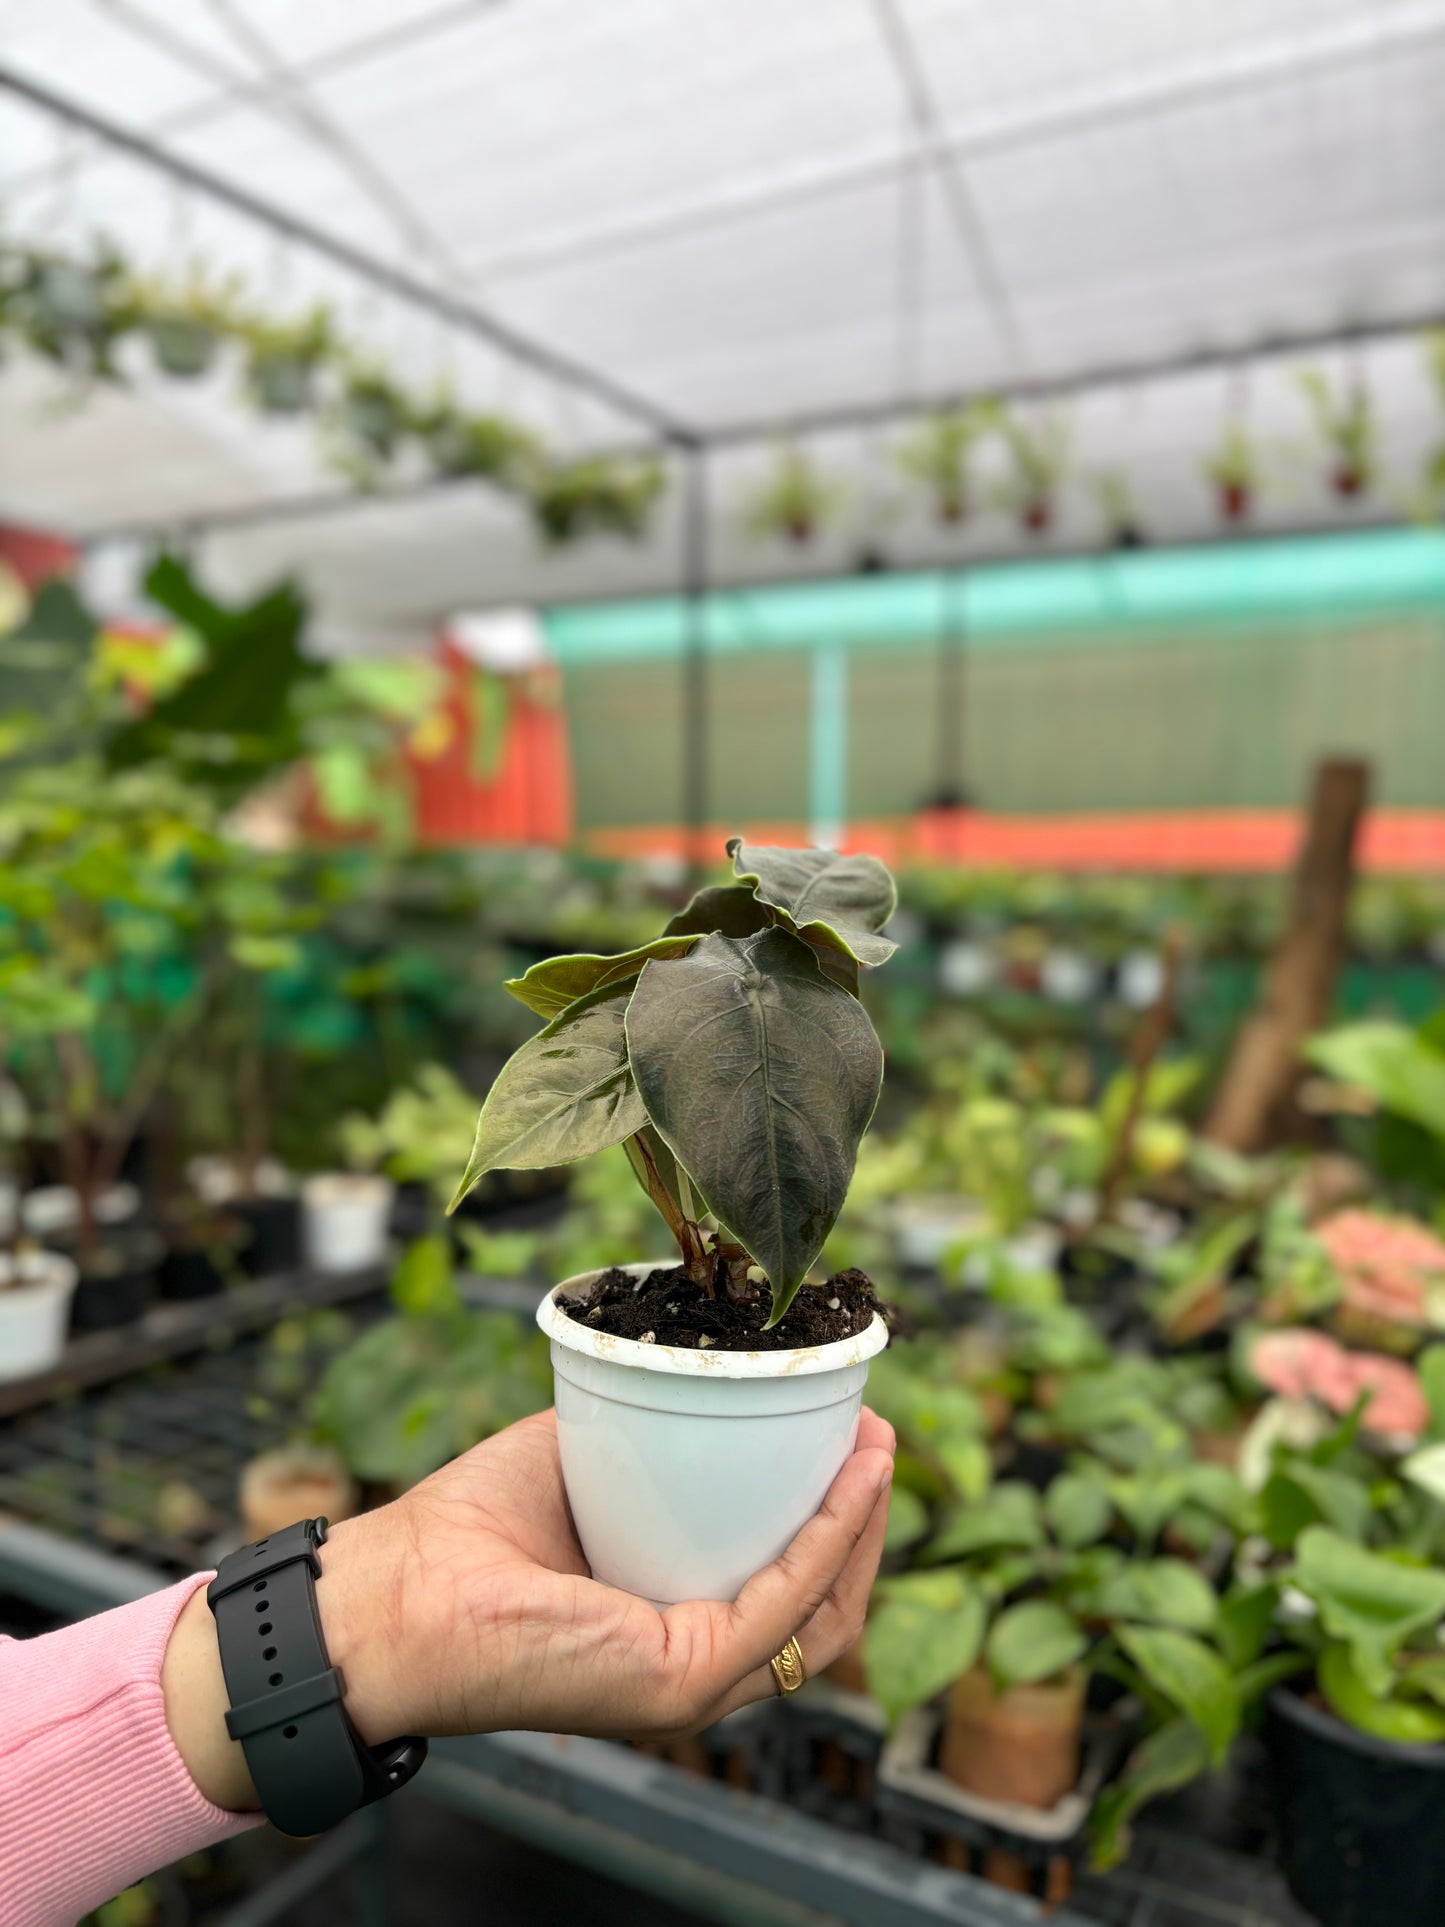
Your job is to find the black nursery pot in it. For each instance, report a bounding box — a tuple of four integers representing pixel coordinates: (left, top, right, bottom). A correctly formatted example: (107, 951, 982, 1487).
(70, 1228, 163, 1334)
(157, 1216, 245, 1301)
(233, 1194, 302, 1278)
(1266, 1687, 1445, 1927)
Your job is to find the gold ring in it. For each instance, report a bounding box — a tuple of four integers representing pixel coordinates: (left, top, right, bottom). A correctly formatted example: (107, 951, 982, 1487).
(769, 1635, 808, 1696)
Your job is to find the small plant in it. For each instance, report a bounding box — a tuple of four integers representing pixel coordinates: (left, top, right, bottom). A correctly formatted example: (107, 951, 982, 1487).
(993, 406, 1068, 534)
(238, 303, 335, 414)
(130, 267, 245, 379)
(896, 405, 995, 525)
(411, 391, 542, 486)
(1298, 369, 1375, 499)
(449, 838, 898, 1327)
(530, 455, 666, 544)
(744, 444, 844, 546)
(1205, 420, 1258, 522)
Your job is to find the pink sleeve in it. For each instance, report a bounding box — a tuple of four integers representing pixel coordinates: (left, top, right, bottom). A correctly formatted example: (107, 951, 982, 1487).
(0, 1575, 261, 1927)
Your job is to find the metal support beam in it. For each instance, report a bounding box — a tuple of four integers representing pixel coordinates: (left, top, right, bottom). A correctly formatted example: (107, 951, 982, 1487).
(682, 447, 710, 874)
(0, 63, 694, 448)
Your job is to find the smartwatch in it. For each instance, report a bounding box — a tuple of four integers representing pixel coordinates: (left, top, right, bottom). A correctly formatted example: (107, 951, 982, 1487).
(206, 1517, 427, 1837)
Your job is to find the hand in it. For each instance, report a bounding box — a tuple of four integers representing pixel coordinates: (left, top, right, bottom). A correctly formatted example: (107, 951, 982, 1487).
(164, 1405, 895, 1812)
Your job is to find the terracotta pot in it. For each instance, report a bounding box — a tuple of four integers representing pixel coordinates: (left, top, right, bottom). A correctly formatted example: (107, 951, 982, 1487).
(939, 1664, 1086, 1810)
(239, 1447, 358, 1542)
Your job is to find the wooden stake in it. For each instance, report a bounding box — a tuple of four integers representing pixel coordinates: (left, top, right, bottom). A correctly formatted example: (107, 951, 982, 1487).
(1203, 759, 1368, 1153)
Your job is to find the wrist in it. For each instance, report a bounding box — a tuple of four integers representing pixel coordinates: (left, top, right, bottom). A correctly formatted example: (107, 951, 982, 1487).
(314, 1512, 412, 1747)
(161, 1585, 259, 1814)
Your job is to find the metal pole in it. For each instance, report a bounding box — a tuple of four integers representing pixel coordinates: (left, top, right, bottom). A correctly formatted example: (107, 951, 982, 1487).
(934, 565, 967, 812)
(682, 448, 709, 876)
(0, 63, 691, 448)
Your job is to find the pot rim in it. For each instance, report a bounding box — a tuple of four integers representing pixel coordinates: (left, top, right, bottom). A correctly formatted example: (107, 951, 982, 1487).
(539, 1263, 890, 1380)
(1268, 1683, 1445, 1768)
(0, 1249, 80, 1299)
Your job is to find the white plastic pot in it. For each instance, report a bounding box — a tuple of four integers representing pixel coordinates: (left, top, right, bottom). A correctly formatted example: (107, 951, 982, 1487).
(301, 1174, 394, 1273)
(893, 1195, 990, 1269)
(539, 1263, 890, 1606)
(0, 1250, 79, 1383)
(20, 1182, 139, 1239)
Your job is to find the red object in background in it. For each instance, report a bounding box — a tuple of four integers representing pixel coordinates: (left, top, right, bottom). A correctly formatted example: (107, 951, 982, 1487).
(585, 808, 1445, 875)
(408, 637, 572, 847)
(0, 522, 77, 590)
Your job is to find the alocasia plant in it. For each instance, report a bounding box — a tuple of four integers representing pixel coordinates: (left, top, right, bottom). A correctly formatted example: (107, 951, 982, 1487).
(449, 839, 897, 1325)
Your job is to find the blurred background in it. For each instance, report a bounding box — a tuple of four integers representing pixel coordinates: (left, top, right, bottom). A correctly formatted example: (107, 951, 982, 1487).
(2, 4, 1445, 1924)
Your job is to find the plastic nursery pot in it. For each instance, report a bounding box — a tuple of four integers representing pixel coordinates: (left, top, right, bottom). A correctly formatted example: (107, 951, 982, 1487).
(1266, 1686, 1445, 1927)
(538, 1264, 890, 1605)
(0, 1250, 79, 1383)
(239, 1447, 358, 1543)
(21, 1182, 140, 1245)
(939, 1664, 1088, 1811)
(156, 1215, 246, 1302)
(234, 1194, 303, 1278)
(893, 1196, 989, 1270)
(301, 1174, 394, 1274)
(70, 1228, 163, 1334)
(146, 317, 217, 378)
(250, 355, 313, 414)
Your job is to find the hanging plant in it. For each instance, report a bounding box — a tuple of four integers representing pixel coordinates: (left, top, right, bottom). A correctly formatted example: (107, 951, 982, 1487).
(530, 456, 665, 545)
(897, 403, 996, 525)
(1298, 368, 1375, 500)
(412, 391, 543, 488)
(10, 243, 131, 377)
(1093, 470, 1144, 550)
(994, 406, 1068, 534)
(131, 268, 245, 380)
(1205, 421, 1258, 523)
(744, 443, 843, 546)
(334, 363, 411, 466)
(239, 304, 335, 415)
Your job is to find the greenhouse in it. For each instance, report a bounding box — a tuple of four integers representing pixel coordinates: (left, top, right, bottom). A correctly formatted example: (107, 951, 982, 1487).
(2, 5, 1445, 1925)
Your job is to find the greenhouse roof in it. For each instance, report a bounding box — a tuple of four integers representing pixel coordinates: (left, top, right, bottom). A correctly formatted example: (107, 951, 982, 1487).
(1, 3, 1444, 644)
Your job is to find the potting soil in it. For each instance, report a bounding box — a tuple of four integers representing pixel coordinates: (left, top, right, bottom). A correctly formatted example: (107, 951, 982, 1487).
(567, 1265, 882, 1351)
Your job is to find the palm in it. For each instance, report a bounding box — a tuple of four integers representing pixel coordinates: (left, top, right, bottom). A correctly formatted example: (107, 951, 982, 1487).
(335, 1406, 895, 1747)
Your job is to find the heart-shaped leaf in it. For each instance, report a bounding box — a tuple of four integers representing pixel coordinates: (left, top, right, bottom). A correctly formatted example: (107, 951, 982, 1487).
(864, 1570, 987, 1724)
(1044, 1471, 1114, 1551)
(926, 1481, 1044, 1560)
(986, 1601, 1088, 1691)
(504, 935, 700, 1020)
(1071, 1556, 1220, 1634)
(625, 926, 883, 1322)
(728, 839, 897, 967)
(663, 884, 772, 941)
(449, 984, 644, 1210)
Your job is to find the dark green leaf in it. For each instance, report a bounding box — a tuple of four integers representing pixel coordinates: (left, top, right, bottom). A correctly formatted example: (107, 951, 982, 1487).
(625, 927, 883, 1322)
(728, 839, 897, 967)
(449, 985, 644, 1209)
(663, 884, 772, 941)
(504, 936, 700, 1019)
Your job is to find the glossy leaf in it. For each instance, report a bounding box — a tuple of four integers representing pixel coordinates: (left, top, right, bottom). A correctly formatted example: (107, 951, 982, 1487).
(728, 838, 897, 967)
(449, 985, 644, 1210)
(986, 1601, 1088, 1692)
(1319, 1643, 1445, 1744)
(1090, 1718, 1212, 1870)
(1117, 1626, 1239, 1765)
(625, 927, 883, 1321)
(863, 1570, 987, 1725)
(1291, 1526, 1445, 1698)
(504, 935, 699, 1020)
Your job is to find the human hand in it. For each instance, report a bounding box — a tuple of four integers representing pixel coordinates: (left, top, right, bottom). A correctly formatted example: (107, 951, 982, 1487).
(165, 1404, 895, 1811)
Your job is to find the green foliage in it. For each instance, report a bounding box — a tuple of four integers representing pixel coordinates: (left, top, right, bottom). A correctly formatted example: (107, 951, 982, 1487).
(986, 1601, 1087, 1691)
(863, 1569, 987, 1724)
(1289, 1526, 1445, 1699)
(743, 444, 843, 544)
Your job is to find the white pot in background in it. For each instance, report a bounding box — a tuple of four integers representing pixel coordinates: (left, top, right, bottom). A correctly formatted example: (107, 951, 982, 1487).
(21, 1182, 140, 1240)
(893, 1195, 990, 1269)
(302, 1174, 394, 1273)
(0, 1249, 79, 1382)
(539, 1264, 890, 1605)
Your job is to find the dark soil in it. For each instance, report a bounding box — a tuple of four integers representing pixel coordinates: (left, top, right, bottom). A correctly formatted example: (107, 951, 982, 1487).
(567, 1264, 885, 1352)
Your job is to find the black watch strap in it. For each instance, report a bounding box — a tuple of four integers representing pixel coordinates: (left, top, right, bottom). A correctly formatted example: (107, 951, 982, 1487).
(207, 1518, 427, 1837)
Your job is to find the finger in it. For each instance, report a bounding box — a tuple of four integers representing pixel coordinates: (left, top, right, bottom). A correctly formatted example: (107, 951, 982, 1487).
(713, 1457, 894, 1720)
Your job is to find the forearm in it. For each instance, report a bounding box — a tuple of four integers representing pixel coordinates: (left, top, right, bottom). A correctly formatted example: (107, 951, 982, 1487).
(0, 1578, 260, 1927)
